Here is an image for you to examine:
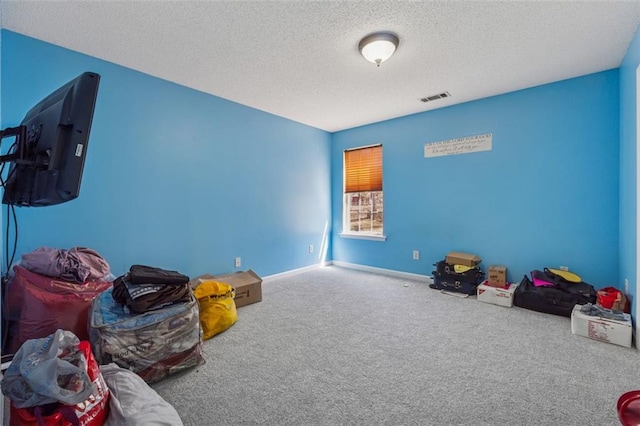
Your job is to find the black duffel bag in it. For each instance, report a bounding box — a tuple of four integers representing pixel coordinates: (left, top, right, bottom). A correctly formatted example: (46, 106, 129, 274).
(513, 274, 596, 317)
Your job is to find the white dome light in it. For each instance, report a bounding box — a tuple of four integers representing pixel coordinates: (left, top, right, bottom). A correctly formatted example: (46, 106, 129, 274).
(358, 32, 399, 67)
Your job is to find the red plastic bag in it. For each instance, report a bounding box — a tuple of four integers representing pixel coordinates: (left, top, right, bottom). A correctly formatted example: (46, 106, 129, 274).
(9, 341, 110, 426)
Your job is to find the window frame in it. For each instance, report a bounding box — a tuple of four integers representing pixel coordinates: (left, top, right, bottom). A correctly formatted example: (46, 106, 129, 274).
(340, 144, 386, 241)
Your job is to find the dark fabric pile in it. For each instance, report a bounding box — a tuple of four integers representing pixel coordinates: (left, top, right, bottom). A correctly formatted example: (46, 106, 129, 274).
(112, 265, 191, 313)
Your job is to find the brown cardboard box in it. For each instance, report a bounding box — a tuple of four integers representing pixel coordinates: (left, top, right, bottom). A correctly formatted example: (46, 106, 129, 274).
(487, 265, 507, 288)
(190, 270, 262, 308)
(445, 251, 481, 267)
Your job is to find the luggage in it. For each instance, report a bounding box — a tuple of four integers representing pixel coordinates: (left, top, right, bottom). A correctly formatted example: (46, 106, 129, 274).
(430, 260, 485, 295)
(513, 274, 596, 317)
(531, 268, 582, 287)
(429, 274, 481, 295)
(433, 260, 485, 282)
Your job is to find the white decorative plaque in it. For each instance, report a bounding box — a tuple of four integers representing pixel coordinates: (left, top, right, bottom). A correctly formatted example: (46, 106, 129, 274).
(424, 133, 492, 158)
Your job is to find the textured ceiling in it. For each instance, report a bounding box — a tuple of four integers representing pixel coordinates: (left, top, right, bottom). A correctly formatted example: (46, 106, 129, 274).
(2, 1, 640, 132)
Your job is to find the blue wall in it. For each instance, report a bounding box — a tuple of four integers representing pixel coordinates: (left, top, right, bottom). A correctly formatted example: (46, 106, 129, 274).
(0, 30, 631, 303)
(0, 31, 332, 278)
(619, 25, 640, 322)
(332, 71, 621, 288)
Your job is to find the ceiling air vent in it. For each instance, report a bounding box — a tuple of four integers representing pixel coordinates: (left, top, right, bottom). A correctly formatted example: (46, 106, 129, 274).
(420, 92, 451, 103)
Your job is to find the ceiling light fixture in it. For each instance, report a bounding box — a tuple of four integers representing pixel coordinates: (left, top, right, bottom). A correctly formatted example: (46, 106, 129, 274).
(358, 32, 399, 67)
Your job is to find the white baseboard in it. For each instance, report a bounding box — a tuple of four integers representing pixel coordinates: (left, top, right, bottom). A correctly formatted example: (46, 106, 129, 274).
(262, 261, 434, 284)
(331, 261, 433, 283)
(262, 262, 330, 282)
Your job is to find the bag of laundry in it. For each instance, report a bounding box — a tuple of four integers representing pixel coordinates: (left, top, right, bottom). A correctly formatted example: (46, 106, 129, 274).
(193, 280, 238, 340)
(2, 329, 110, 425)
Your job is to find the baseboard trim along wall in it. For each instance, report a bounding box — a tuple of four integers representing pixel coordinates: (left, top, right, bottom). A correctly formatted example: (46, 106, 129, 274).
(263, 261, 434, 284)
(262, 262, 331, 282)
(331, 261, 433, 283)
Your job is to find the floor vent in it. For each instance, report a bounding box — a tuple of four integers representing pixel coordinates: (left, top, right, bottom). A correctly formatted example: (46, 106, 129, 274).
(420, 92, 451, 103)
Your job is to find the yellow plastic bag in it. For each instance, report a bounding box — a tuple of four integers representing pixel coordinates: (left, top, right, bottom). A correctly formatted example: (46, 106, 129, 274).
(193, 280, 238, 340)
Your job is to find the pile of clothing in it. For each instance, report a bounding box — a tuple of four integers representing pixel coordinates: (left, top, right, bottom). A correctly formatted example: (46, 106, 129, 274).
(112, 265, 191, 313)
(579, 302, 627, 321)
(20, 246, 111, 284)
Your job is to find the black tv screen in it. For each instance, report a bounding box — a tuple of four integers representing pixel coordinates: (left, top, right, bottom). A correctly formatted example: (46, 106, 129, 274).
(1, 72, 100, 207)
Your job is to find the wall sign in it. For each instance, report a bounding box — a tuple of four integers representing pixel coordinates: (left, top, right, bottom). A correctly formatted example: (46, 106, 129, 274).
(424, 133, 492, 158)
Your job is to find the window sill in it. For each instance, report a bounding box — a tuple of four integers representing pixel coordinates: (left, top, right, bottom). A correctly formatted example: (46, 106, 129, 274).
(339, 232, 387, 242)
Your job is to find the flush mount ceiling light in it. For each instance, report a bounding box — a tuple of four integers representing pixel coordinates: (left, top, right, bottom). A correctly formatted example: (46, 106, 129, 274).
(358, 32, 399, 67)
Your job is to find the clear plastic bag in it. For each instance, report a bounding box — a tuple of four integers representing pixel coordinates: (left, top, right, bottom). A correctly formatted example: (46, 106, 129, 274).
(90, 288, 204, 383)
(1, 329, 94, 408)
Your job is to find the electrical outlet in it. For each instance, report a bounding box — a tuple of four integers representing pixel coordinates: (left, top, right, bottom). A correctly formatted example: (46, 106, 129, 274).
(413, 250, 420, 260)
(235, 257, 241, 268)
(559, 266, 569, 271)
(625, 278, 629, 295)
(309, 245, 314, 254)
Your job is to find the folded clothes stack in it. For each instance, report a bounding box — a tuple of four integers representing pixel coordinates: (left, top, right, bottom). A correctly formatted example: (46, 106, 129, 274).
(112, 264, 191, 313)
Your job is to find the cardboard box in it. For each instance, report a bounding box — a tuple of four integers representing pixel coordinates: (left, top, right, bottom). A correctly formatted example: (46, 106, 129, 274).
(477, 282, 517, 307)
(190, 270, 262, 308)
(445, 251, 481, 267)
(571, 304, 632, 348)
(487, 265, 507, 287)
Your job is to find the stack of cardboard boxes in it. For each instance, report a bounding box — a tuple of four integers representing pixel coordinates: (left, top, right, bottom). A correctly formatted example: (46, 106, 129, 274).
(476, 265, 518, 307)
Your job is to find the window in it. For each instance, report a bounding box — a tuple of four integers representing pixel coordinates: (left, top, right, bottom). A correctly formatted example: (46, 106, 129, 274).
(343, 144, 384, 238)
